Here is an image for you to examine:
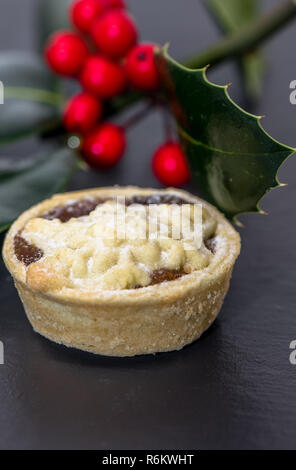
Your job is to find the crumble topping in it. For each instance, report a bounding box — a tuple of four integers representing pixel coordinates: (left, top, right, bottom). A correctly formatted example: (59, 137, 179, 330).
(15, 197, 217, 291)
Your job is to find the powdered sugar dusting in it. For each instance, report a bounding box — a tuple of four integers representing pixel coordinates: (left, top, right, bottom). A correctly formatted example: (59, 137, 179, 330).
(21, 199, 219, 291)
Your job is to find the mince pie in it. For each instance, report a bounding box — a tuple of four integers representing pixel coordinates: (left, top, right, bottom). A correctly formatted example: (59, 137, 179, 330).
(3, 186, 240, 356)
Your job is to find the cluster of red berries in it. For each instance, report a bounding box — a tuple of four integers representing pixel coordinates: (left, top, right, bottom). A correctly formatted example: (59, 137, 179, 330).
(44, 0, 190, 187)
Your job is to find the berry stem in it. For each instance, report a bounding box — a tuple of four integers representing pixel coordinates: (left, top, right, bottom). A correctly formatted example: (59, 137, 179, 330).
(121, 102, 154, 130)
(161, 106, 176, 142)
(105, 91, 143, 118)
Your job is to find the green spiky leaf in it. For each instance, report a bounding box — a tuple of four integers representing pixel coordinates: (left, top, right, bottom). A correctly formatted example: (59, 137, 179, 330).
(203, 0, 264, 100)
(158, 49, 294, 222)
(0, 52, 63, 143)
(0, 147, 77, 233)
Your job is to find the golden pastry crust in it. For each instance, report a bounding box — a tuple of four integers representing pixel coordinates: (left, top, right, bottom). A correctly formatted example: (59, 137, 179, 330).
(2, 186, 241, 357)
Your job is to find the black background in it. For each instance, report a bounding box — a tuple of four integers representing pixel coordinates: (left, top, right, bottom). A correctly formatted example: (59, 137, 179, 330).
(0, 0, 296, 450)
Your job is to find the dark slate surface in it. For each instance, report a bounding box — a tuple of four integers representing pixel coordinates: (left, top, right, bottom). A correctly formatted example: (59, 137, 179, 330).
(0, 0, 296, 450)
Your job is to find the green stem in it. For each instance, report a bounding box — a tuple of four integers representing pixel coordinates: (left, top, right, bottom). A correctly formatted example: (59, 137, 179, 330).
(4, 87, 65, 106)
(106, 1, 296, 117)
(106, 91, 143, 118)
(122, 102, 154, 130)
(185, 0, 296, 68)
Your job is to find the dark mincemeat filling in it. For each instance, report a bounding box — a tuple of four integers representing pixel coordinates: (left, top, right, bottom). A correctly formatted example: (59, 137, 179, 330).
(14, 194, 217, 284)
(149, 268, 186, 285)
(125, 194, 189, 206)
(14, 233, 43, 266)
(205, 237, 217, 254)
(41, 198, 107, 223)
(41, 194, 190, 223)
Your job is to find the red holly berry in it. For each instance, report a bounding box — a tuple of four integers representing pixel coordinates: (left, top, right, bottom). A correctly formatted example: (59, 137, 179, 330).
(70, 0, 105, 33)
(80, 55, 126, 99)
(82, 123, 126, 168)
(63, 93, 103, 135)
(152, 142, 190, 187)
(125, 43, 160, 91)
(91, 10, 137, 60)
(45, 31, 88, 77)
(99, 0, 126, 10)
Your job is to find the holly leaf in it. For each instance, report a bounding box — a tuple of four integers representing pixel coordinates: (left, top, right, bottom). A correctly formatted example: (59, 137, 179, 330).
(203, 0, 264, 100)
(0, 52, 63, 143)
(157, 49, 294, 222)
(37, 0, 72, 48)
(0, 147, 77, 233)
